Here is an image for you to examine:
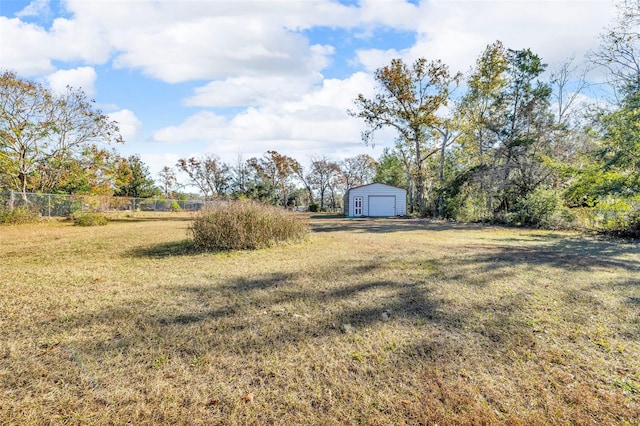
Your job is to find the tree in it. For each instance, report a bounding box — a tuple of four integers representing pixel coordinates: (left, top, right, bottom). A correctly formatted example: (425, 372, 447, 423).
(157, 166, 179, 198)
(340, 154, 377, 190)
(176, 155, 230, 199)
(308, 157, 341, 210)
(350, 58, 461, 212)
(230, 154, 251, 197)
(590, 0, 640, 91)
(113, 155, 158, 198)
(374, 148, 408, 189)
(457, 41, 509, 168)
(455, 44, 557, 219)
(430, 116, 462, 217)
(569, 0, 640, 201)
(0, 71, 122, 198)
(54, 146, 122, 195)
(246, 151, 300, 206)
(593, 81, 640, 194)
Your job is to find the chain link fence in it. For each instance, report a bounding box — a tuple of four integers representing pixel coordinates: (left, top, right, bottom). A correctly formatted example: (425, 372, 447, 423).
(0, 190, 210, 217)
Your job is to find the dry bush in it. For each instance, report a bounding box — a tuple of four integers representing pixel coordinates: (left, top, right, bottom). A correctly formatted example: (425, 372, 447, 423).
(188, 200, 308, 251)
(71, 212, 109, 226)
(0, 205, 41, 224)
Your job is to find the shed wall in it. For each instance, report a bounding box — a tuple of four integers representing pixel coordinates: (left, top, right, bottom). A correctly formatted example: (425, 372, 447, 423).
(346, 183, 406, 217)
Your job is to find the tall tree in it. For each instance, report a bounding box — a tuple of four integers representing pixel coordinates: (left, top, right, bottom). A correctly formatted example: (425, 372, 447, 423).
(115, 155, 158, 198)
(456, 44, 556, 218)
(590, 0, 640, 91)
(177, 155, 230, 199)
(374, 148, 408, 189)
(0, 71, 122, 198)
(584, 0, 640, 196)
(157, 166, 179, 198)
(53, 147, 122, 195)
(457, 41, 509, 168)
(350, 58, 461, 212)
(340, 154, 377, 190)
(308, 157, 341, 210)
(246, 150, 300, 206)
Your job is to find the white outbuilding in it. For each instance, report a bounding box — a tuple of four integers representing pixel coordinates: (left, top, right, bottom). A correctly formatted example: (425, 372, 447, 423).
(343, 183, 407, 217)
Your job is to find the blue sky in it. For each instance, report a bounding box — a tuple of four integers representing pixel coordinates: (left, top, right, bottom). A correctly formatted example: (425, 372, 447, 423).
(0, 0, 618, 182)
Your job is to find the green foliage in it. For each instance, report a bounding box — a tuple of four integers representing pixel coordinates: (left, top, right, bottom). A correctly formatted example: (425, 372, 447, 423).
(374, 148, 408, 189)
(0, 71, 122, 196)
(115, 154, 159, 198)
(308, 203, 320, 213)
(455, 42, 558, 221)
(504, 187, 574, 229)
(587, 196, 640, 238)
(71, 212, 109, 227)
(0, 205, 40, 224)
(189, 200, 308, 251)
(350, 57, 461, 212)
(170, 201, 182, 212)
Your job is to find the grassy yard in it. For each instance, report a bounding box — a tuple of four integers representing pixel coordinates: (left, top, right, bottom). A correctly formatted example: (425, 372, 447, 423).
(1, 213, 638, 425)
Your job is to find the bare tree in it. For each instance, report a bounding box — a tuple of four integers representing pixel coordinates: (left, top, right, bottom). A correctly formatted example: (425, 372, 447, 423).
(590, 0, 640, 92)
(247, 150, 300, 207)
(308, 157, 341, 210)
(176, 155, 230, 199)
(340, 154, 377, 190)
(157, 166, 179, 198)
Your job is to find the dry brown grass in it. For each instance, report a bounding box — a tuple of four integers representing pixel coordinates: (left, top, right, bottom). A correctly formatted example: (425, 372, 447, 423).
(1, 213, 639, 425)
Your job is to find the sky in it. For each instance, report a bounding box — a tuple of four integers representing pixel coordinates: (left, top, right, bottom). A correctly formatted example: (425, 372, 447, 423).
(0, 0, 619, 182)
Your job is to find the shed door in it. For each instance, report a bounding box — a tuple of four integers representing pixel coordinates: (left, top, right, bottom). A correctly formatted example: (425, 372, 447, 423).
(353, 196, 363, 216)
(368, 196, 395, 217)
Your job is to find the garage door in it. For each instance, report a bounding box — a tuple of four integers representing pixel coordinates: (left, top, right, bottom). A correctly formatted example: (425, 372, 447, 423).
(368, 196, 395, 217)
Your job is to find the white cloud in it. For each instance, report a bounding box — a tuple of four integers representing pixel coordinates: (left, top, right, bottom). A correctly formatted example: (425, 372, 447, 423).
(355, 1, 617, 75)
(108, 109, 143, 142)
(152, 71, 388, 164)
(16, 0, 51, 18)
(184, 76, 319, 108)
(421, 1, 616, 73)
(0, 17, 56, 75)
(60, 1, 348, 84)
(2, 0, 417, 84)
(0, 15, 110, 76)
(140, 152, 182, 178)
(354, 48, 403, 73)
(152, 111, 231, 144)
(46, 66, 97, 96)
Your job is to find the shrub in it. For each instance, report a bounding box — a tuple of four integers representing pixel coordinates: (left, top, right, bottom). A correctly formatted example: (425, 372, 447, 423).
(72, 212, 109, 226)
(505, 187, 574, 229)
(308, 203, 320, 213)
(588, 195, 640, 238)
(0, 205, 41, 224)
(170, 201, 182, 212)
(189, 200, 308, 251)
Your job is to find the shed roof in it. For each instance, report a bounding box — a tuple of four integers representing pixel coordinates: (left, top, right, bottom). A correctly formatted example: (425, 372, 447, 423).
(347, 182, 406, 192)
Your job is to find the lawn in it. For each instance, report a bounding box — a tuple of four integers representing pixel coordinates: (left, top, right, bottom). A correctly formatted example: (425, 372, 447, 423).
(1, 213, 638, 425)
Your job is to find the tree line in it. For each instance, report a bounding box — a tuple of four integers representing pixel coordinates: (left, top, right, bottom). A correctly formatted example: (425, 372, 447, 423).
(348, 1, 639, 235)
(1, 0, 638, 234)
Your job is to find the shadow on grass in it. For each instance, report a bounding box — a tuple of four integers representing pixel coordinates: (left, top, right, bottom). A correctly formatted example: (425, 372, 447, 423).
(308, 216, 487, 233)
(50, 225, 638, 421)
(127, 239, 197, 257)
(107, 215, 194, 224)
